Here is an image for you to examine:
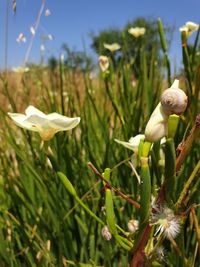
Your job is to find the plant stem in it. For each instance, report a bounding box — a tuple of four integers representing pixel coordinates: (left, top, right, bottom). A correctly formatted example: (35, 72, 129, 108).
(176, 160, 200, 209)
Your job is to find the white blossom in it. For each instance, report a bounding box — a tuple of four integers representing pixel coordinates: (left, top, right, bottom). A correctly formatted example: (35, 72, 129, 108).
(103, 43, 121, 52)
(127, 219, 139, 233)
(16, 33, 26, 43)
(128, 27, 146, 37)
(114, 134, 145, 153)
(45, 9, 51, 17)
(99, 55, 109, 72)
(179, 21, 199, 37)
(8, 106, 80, 141)
(101, 225, 112, 241)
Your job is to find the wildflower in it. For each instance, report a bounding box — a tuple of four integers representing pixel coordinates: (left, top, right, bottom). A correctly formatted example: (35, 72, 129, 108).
(47, 34, 53, 40)
(60, 53, 65, 63)
(99, 55, 109, 72)
(101, 225, 112, 241)
(145, 103, 168, 142)
(127, 219, 139, 233)
(45, 9, 51, 17)
(103, 43, 121, 52)
(40, 44, 45, 51)
(12, 66, 29, 73)
(16, 33, 26, 43)
(30, 26, 35, 36)
(8, 106, 80, 141)
(115, 134, 145, 153)
(128, 27, 146, 37)
(151, 207, 181, 240)
(179, 21, 199, 37)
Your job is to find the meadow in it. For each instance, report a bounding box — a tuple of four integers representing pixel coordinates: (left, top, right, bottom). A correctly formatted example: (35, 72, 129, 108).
(0, 15, 200, 267)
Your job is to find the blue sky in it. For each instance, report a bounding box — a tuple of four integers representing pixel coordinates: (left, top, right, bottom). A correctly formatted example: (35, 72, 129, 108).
(0, 0, 199, 69)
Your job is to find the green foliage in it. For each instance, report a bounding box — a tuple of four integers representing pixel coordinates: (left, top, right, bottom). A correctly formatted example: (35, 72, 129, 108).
(0, 17, 200, 267)
(62, 44, 94, 72)
(91, 17, 173, 77)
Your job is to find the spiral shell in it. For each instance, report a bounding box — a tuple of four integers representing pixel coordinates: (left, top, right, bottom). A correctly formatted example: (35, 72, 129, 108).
(160, 88, 188, 115)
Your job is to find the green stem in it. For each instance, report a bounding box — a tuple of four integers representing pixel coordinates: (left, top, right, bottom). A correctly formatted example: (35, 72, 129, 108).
(165, 138, 176, 203)
(75, 196, 104, 226)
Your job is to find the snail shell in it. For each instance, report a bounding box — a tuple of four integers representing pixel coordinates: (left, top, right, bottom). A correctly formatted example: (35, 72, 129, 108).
(160, 88, 188, 115)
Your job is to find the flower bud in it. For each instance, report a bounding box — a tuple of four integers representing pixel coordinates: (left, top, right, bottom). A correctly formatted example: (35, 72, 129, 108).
(101, 225, 112, 241)
(127, 219, 139, 233)
(145, 103, 168, 142)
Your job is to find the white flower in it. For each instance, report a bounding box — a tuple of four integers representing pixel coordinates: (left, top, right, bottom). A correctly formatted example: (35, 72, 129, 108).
(60, 53, 65, 63)
(127, 219, 139, 233)
(114, 134, 145, 153)
(103, 43, 121, 52)
(8, 106, 80, 141)
(40, 44, 45, 51)
(145, 103, 168, 142)
(16, 33, 26, 43)
(101, 225, 112, 241)
(12, 66, 29, 73)
(99, 55, 109, 72)
(179, 21, 199, 37)
(45, 9, 51, 17)
(48, 34, 53, 40)
(151, 207, 181, 240)
(128, 27, 146, 38)
(30, 26, 35, 36)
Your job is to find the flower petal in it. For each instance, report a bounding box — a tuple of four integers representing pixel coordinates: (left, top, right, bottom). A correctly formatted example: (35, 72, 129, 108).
(8, 113, 39, 131)
(114, 139, 136, 151)
(25, 106, 46, 118)
(145, 103, 168, 142)
(25, 115, 50, 131)
(47, 113, 81, 131)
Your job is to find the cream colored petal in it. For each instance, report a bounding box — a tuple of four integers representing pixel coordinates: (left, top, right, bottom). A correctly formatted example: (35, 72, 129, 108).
(47, 113, 81, 131)
(25, 115, 56, 140)
(170, 79, 179, 88)
(25, 106, 46, 118)
(103, 43, 121, 52)
(25, 115, 50, 130)
(145, 103, 168, 142)
(185, 21, 199, 31)
(129, 134, 145, 146)
(114, 139, 136, 151)
(8, 113, 39, 131)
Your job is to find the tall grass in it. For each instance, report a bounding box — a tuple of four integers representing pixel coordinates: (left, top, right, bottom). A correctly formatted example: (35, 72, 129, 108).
(0, 18, 200, 267)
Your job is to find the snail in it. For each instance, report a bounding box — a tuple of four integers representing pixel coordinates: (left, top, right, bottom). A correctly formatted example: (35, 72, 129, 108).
(161, 80, 188, 116)
(145, 79, 188, 142)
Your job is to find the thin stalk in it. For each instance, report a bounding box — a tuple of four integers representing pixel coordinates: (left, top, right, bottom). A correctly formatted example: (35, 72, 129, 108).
(175, 160, 200, 209)
(157, 18, 171, 85)
(23, 0, 45, 66)
(191, 207, 200, 257)
(4, 0, 9, 71)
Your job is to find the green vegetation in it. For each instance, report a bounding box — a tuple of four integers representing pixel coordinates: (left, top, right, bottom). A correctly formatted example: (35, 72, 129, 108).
(0, 16, 200, 267)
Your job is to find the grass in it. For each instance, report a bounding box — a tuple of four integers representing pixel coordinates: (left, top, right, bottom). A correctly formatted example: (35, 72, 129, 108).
(0, 18, 200, 267)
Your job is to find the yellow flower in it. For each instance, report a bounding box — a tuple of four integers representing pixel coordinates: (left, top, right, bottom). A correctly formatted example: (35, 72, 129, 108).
(8, 106, 80, 141)
(103, 43, 121, 52)
(128, 27, 146, 37)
